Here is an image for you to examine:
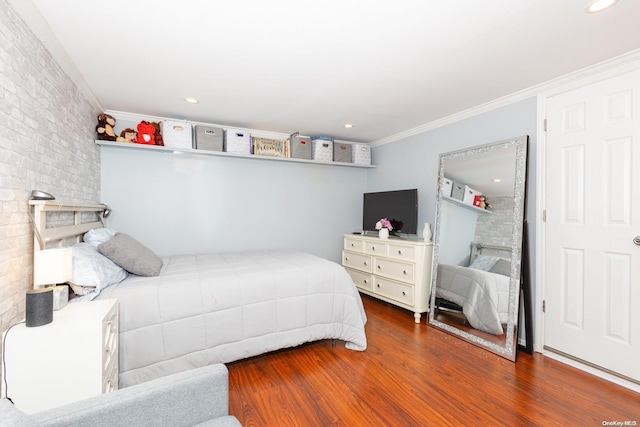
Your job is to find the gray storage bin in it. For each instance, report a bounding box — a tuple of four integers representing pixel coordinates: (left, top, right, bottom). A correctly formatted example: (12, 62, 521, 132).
(290, 134, 312, 159)
(195, 125, 224, 151)
(333, 142, 352, 163)
(451, 182, 465, 201)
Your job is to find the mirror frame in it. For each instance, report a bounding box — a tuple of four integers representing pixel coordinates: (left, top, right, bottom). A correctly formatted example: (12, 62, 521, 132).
(428, 135, 528, 361)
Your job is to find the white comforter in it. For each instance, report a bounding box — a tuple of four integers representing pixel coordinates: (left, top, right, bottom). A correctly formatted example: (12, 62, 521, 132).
(97, 250, 367, 387)
(435, 263, 510, 335)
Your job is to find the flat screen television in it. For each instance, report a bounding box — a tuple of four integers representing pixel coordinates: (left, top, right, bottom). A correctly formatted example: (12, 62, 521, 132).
(362, 189, 418, 235)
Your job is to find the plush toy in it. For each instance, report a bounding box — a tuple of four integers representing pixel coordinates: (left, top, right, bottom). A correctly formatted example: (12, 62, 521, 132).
(135, 121, 157, 145)
(95, 114, 118, 141)
(117, 128, 137, 143)
(134, 121, 164, 145)
(150, 122, 164, 146)
(478, 195, 492, 210)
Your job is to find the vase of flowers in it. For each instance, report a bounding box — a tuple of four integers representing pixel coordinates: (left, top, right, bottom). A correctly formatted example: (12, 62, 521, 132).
(376, 218, 393, 239)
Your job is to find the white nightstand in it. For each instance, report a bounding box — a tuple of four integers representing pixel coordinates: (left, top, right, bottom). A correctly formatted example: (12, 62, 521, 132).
(2, 299, 119, 414)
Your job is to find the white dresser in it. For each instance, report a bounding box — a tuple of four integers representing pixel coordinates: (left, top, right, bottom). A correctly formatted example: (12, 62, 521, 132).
(2, 299, 119, 414)
(342, 234, 433, 323)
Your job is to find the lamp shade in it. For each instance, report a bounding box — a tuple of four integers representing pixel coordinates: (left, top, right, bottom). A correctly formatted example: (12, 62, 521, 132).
(34, 248, 72, 287)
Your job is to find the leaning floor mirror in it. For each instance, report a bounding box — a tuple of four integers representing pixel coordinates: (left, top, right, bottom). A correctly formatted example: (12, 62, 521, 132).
(428, 135, 528, 361)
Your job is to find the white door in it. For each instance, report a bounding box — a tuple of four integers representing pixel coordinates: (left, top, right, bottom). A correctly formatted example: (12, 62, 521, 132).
(544, 69, 640, 382)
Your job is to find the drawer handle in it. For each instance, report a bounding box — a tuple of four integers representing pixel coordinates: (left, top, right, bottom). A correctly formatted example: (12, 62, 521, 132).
(364, 279, 368, 284)
(377, 284, 381, 288)
(371, 246, 376, 251)
(402, 291, 406, 296)
(398, 250, 402, 255)
(351, 243, 355, 247)
(345, 257, 349, 261)
(403, 270, 407, 275)
(364, 261, 368, 266)
(377, 265, 381, 269)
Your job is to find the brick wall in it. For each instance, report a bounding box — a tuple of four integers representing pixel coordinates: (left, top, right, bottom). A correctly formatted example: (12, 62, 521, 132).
(0, 0, 101, 336)
(474, 196, 514, 247)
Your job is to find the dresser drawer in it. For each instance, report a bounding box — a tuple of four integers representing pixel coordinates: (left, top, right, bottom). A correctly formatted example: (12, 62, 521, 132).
(373, 276, 414, 305)
(374, 258, 414, 284)
(345, 268, 373, 292)
(342, 251, 373, 273)
(344, 237, 364, 252)
(364, 241, 387, 256)
(387, 243, 417, 262)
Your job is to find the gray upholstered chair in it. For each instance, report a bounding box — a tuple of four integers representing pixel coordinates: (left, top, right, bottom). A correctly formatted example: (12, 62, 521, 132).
(0, 363, 241, 427)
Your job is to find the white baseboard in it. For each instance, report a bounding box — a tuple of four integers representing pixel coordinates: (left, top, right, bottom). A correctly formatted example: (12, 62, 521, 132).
(543, 350, 640, 394)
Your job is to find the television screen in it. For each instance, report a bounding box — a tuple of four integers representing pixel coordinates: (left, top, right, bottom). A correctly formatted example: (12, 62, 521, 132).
(362, 189, 418, 235)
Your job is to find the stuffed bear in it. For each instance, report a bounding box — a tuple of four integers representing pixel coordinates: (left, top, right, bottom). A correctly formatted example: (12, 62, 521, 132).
(135, 121, 157, 145)
(150, 122, 164, 146)
(96, 114, 118, 141)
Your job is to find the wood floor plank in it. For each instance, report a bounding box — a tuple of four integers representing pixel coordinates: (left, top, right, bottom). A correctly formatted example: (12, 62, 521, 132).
(227, 295, 640, 426)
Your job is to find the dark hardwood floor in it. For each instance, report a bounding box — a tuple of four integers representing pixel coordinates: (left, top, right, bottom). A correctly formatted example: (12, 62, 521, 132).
(227, 295, 639, 426)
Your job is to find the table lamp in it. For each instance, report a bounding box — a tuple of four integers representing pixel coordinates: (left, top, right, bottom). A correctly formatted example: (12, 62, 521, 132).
(34, 247, 72, 311)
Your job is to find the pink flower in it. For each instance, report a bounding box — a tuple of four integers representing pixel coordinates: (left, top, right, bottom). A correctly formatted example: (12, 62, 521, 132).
(375, 218, 393, 231)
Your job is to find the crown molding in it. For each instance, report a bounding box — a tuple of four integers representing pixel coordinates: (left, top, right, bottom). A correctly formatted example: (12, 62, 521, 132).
(8, 0, 103, 112)
(370, 48, 640, 147)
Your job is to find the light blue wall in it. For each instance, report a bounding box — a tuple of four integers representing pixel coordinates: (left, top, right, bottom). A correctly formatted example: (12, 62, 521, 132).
(101, 148, 368, 262)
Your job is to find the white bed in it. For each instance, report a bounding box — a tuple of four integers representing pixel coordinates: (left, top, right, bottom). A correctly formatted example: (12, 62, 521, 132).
(96, 250, 367, 387)
(435, 243, 511, 335)
(30, 201, 367, 388)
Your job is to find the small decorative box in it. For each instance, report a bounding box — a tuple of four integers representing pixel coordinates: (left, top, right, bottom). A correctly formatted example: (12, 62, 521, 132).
(351, 143, 371, 165)
(161, 120, 193, 149)
(312, 139, 333, 161)
(333, 142, 352, 163)
(463, 185, 482, 205)
(289, 133, 312, 160)
(195, 125, 223, 151)
(253, 137, 286, 157)
(225, 129, 251, 154)
(441, 178, 453, 197)
(451, 182, 465, 201)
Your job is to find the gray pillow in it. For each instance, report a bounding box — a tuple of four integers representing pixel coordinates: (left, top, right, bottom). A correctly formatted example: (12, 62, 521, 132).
(98, 233, 163, 276)
(469, 255, 501, 271)
(489, 258, 511, 276)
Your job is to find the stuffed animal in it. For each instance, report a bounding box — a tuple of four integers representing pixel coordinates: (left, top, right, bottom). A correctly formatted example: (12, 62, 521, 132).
(95, 114, 118, 141)
(135, 121, 157, 145)
(134, 121, 164, 145)
(117, 128, 137, 143)
(150, 122, 164, 146)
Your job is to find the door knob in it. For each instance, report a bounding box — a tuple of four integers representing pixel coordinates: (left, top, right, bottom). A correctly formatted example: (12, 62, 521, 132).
(634, 236, 640, 246)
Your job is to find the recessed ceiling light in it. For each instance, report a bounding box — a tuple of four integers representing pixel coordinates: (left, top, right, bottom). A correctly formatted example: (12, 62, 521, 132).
(585, 0, 618, 13)
(185, 97, 199, 104)
(491, 178, 502, 183)
(344, 124, 353, 128)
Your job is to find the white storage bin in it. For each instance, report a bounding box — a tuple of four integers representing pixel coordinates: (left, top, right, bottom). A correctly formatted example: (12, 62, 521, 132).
(463, 185, 481, 205)
(312, 139, 333, 161)
(225, 129, 251, 154)
(161, 121, 193, 149)
(441, 178, 453, 197)
(351, 143, 371, 165)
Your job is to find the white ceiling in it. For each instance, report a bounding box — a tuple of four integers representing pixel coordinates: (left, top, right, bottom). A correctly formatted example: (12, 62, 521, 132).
(11, 0, 640, 143)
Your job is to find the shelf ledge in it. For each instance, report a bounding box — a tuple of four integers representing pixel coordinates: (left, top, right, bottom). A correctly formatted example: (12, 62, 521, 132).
(442, 195, 492, 214)
(95, 140, 376, 168)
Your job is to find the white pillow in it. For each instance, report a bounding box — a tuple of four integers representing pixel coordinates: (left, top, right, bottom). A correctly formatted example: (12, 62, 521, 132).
(84, 228, 116, 248)
(68, 243, 127, 299)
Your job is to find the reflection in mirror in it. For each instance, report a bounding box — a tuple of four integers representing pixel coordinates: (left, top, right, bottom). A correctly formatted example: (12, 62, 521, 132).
(428, 136, 528, 361)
